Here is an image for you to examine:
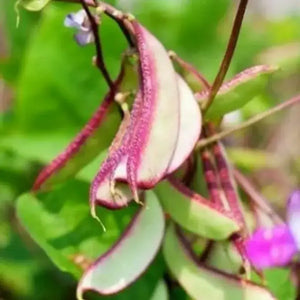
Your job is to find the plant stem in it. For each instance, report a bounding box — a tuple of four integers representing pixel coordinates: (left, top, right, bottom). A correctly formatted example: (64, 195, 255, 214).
(233, 169, 284, 224)
(202, 0, 248, 112)
(197, 94, 300, 148)
(200, 148, 223, 206)
(79, 0, 114, 88)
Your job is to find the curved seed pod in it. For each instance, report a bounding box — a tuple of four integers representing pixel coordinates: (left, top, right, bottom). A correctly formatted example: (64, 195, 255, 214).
(91, 73, 201, 210)
(32, 59, 137, 191)
(196, 65, 278, 120)
(155, 178, 239, 240)
(126, 22, 180, 197)
(167, 75, 202, 174)
(163, 224, 275, 300)
(90, 92, 143, 210)
(32, 90, 121, 191)
(77, 192, 165, 299)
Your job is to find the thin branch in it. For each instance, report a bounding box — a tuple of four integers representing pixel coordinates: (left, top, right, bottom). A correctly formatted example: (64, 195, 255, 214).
(79, 0, 114, 88)
(197, 94, 300, 149)
(233, 169, 284, 224)
(202, 0, 248, 112)
(200, 148, 223, 206)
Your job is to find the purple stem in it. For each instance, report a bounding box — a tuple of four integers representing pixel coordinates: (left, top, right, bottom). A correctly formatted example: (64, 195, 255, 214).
(79, 0, 113, 88)
(203, 0, 249, 112)
(233, 169, 284, 224)
(200, 149, 223, 206)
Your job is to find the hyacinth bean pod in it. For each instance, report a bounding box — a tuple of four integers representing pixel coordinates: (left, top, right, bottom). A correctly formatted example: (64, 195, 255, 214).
(197, 65, 278, 120)
(77, 192, 165, 298)
(155, 178, 240, 240)
(91, 22, 201, 212)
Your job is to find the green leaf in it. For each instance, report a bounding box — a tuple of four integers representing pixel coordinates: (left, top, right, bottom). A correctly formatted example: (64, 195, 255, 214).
(0, 1, 39, 82)
(18, 0, 51, 11)
(77, 191, 165, 298)
(15, 4, 126, 133)
(16, 180, 135, 278)
(163, 224, 275, 300)
(155, 179, 239, 240)
(200, 65, 278, 120)
(150, 280, 169, 300)
(265, 268, 296, 300)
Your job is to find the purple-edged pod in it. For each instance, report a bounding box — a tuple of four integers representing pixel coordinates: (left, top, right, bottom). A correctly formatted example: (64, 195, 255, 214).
(91, 73, 201, 211)
(126, 21, 180, 197)
(90, 92, 143, 211)
(33, 57, 137, 192)
(166, 75, 202, 174)
(155, 178, 240, 240)
(196, 65, 278, 120)
(163, 224, 275, 300)
(76, 191, 165, 299)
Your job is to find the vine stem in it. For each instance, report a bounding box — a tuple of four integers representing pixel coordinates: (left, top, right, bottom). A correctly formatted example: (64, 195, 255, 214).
(79, 0, 114, 88)
(202, 0, 248, 112)
(197, 94, 300, 149)
(233, 169, 284, 224)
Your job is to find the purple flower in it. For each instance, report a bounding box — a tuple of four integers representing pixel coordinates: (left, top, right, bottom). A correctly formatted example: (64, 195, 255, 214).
(64, 10, 94, 46)
(245, 190, 300, 269)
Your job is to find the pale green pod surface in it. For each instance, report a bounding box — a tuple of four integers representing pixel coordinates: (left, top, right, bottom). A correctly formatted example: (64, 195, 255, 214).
(155, 179, 239, 240)
(197, 65, 278, 120)
(77, 191, 165, 298)
(163, 224, 276, 300)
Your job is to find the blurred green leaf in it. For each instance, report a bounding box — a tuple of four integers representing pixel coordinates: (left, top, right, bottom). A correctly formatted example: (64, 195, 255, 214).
(265, 268, 296, 300)
(0, 1, 39, 82)
(227, 147, 278, 171)
(14, 3, 126, 133)
(17, 180, 135, 278)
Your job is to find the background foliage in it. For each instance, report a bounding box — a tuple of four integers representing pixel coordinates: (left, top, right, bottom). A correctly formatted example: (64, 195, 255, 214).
(0, 0, 300, 299)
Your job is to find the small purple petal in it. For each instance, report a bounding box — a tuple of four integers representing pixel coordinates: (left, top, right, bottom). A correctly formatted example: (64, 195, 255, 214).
(245, 224, 297, 270)
(64, 10, 86, 29)
(287, 190, 300, 249)
(74, 31, 94, 46)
